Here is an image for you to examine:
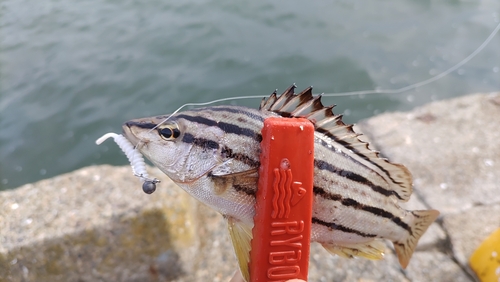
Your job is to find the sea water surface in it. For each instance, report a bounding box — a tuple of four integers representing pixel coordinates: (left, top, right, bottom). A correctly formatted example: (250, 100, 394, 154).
(1, 0, 499, 190)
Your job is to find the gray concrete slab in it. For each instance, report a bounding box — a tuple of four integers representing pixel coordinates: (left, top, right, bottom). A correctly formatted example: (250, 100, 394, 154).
(442, 203, 500, 269)
(357, 92, 500, 215)
(3, 92, 500, 281)
(0, 166, 225, 282)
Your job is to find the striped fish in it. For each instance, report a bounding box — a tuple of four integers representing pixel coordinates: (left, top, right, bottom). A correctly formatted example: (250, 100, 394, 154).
(122, 85, 439, 280)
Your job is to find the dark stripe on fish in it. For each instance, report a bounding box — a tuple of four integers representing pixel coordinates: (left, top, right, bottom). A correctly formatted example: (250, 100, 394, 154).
(221, 146, 260, 168)
(196, 106, 266, 123)
(312, 217, 377, 238)
(314, 159, 404, 201)
(177, 114, 263, 142)
(316, 127, 405, 188)
(233, 184, 257, 196)
(182, 133, 219, 150)
(180, 133, 260, 167)
(313, 186, 412, 235)
(316, 138, 388, 184)
(125, 121, 157, 130)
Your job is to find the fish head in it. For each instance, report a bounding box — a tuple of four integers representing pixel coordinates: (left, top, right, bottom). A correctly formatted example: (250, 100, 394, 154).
(122, 114, 224, 184)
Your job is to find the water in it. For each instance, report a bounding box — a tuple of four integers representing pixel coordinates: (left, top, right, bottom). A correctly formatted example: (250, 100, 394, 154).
(1, 0, 499, 190)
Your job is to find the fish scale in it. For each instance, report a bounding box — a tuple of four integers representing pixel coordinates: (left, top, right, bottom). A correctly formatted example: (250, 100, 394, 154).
(121, 85, 439, 281)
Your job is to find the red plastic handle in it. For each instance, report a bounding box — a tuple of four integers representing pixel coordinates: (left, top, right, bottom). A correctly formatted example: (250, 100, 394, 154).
(250, 117, 315, 282)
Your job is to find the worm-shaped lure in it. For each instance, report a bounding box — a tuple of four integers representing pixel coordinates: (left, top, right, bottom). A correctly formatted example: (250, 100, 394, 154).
(96, 133, 159, 194)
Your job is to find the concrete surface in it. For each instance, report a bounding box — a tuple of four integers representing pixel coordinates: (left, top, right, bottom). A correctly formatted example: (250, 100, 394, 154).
(1, 92, 499, 281)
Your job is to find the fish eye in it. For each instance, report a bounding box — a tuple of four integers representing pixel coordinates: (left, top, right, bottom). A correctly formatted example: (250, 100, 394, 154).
(159, 126, 180, 140)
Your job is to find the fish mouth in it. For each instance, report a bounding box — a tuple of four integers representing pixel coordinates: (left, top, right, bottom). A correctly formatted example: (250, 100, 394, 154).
(122, 121, 143, 147)
(122, 117, 172, 147)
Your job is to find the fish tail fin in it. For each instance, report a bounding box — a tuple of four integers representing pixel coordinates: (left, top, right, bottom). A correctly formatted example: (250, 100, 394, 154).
(394, 209, 440, 268)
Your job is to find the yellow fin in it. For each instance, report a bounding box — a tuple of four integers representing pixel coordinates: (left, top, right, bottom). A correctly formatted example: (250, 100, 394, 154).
(394, 209, 440, 268)
(321, 240, 386, 260)
(227, 216, 253, 282)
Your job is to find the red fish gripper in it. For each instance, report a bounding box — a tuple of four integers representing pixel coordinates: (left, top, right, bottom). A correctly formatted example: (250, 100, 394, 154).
(250, 117, 315, 282)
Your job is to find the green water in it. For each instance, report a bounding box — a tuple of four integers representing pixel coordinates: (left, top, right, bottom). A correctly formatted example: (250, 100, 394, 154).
(1, 0, 499, 190)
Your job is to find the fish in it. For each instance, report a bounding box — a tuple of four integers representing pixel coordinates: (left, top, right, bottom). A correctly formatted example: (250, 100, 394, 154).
(121, 85, 439, 280)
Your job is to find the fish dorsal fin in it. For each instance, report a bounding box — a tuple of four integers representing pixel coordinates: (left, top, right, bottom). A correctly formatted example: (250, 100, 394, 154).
(262, 84, 297, 115)
(260, 85, 413, 202)
(260, 90, 278, 110)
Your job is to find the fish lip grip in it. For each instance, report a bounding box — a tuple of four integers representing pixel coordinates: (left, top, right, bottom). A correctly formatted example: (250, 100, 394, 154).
(250, 117, 315, 282)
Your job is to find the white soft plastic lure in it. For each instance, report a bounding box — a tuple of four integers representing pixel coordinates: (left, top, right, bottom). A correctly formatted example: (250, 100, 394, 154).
(96, 132, 159, 194)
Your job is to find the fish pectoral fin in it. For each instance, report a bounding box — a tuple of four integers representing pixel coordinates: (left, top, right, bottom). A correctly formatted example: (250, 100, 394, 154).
(210, 168, 259, 178)
(209, 168, 258, 195)
(227, 216, 253, 282)
(321, 240, 386, 260)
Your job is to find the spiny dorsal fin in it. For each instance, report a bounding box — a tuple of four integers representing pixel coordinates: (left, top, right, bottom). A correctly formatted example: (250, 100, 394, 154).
(260, 90, 277, 110)
(260, 85, 413, 202)
(261, 84, 296, 115)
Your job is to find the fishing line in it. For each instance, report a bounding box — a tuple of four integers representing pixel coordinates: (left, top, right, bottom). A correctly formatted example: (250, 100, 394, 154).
(140, 95, 270, 143)
(322, 21, 500, 97)
(141, 21, 500, 144)
(115, 21, 500, 188)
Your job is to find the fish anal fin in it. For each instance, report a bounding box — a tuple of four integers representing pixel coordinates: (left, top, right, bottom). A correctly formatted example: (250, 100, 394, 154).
(321, 240, 386, 260)
(227, 216, 253, 282)
(394, 209, 440, 268)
